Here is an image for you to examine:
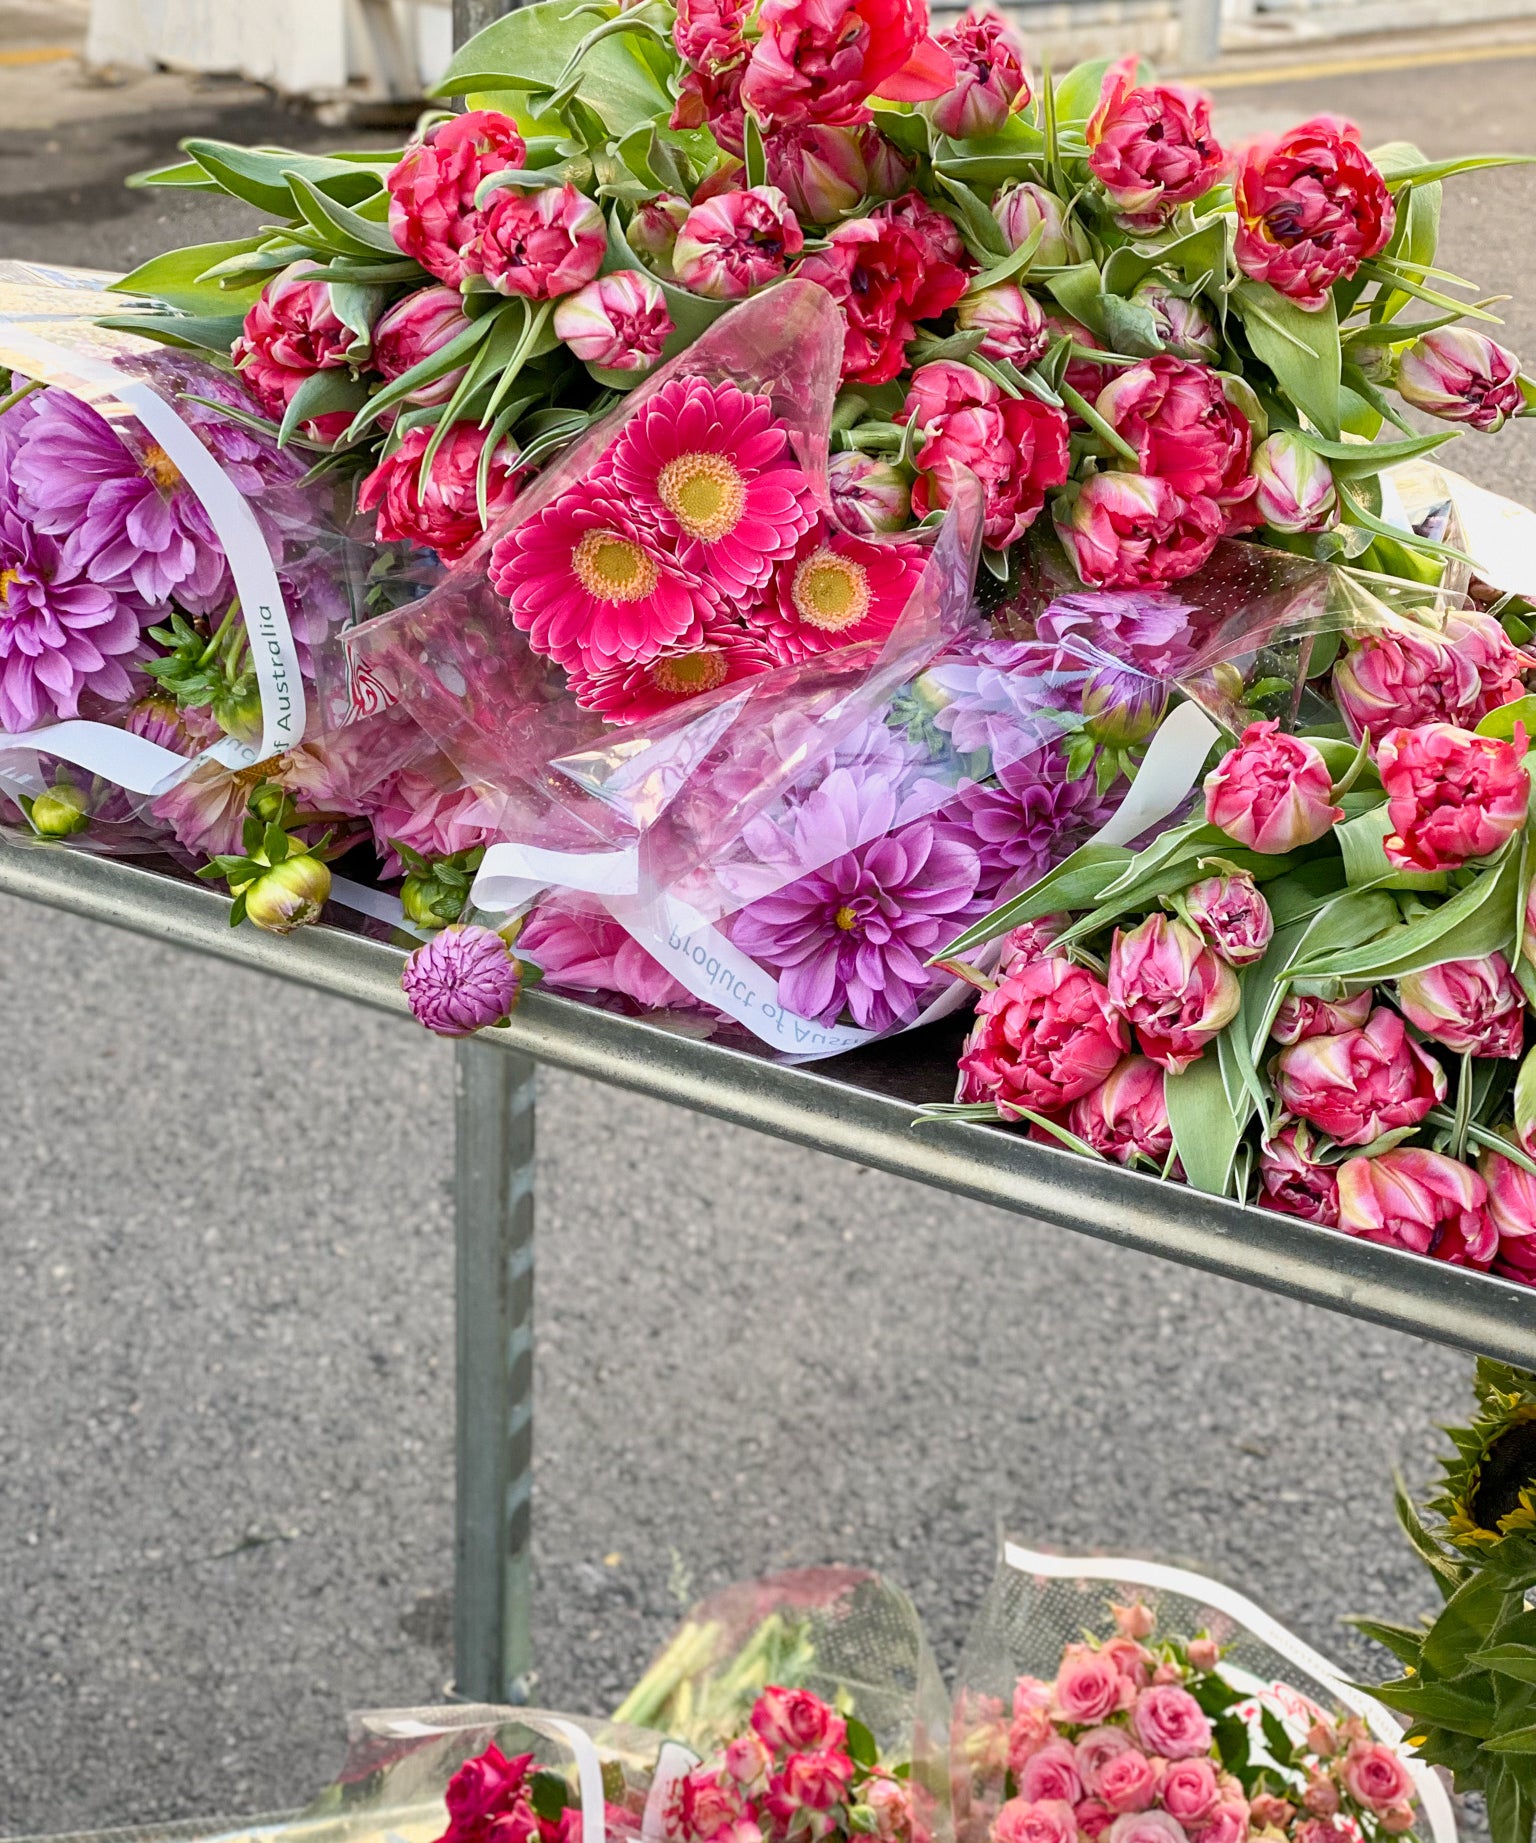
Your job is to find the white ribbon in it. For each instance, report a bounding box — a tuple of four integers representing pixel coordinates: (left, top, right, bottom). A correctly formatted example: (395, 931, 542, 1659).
(1084, 701, 1220, 849)
(473, 842, 641, 915)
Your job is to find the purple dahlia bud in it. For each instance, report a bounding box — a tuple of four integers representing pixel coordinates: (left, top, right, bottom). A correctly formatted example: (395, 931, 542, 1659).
(1081, 664, 1168, 748)
(401, 922, 523, 1036)
(29, 781, 90, 836)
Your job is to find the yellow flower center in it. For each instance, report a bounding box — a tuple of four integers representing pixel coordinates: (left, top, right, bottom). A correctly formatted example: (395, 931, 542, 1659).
(0, 566, 19, 606)
(649, 648, 729, 697)
(572, 528, 659, 604)
(142, 442, 181, 492)
(233, 754, 288, 793)
(791, 548, 871, 632)
(656, 451, 748, 543)
(834, 904, 860, 931)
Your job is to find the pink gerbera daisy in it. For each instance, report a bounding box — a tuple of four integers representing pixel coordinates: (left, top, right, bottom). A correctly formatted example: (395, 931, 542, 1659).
(488, 477, 719, 674)
(609, 375, 817, 605)
(568, 620, 779, 725)
(759, 523, 929, 664)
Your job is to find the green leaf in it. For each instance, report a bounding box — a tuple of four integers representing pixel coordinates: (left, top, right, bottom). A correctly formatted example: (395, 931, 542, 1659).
(931, 114, 1050, 185)
(846, 1719, 878, 1769)
(1487, 1758, 1536, 1843)
(1348, 1616, 1426, 1670)
(744, 111, 767, 191)
(286, 170, 403, 258)
(1484, 1724, 1536, 1754)
(1299, 427, 1457, 478)
(933, 171, 1010, 259)
(1167, 1048, 1252, 1197)
(125, 157, 221, 191)
(1045, 262, 1108, 341)
(1053, 57, 1113, 122)
(1473, 1647, 1536, 1687)
(528, 1772, 571, 1822)
(1395, 1474, 1467, 1592)
(1366, 1679, 1496, 1737)
(935, 842, 1134, 959)
(964, 221, 1045, 297)
(1232, 280, 1340, 439)
(1424, 1570, 1519, 1676)
(278, 369, 371, 446)
(94, 311, 248, 358)
(345, 305, 501, 441)
(1100, 292, 1164, 357)
(1101, 220, 1230, 302)
(1374, 151, 1536, 188)
(180, 139, 384, 215)
(1334, 802, 1449, 892)
(1478, 696, 1536, 742)
(111, 238, 267, 314)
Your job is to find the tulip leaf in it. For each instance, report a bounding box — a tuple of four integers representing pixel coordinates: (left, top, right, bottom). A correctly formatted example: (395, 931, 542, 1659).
(1297, 427, 1456, 477)
(1374, 150, 1536, 189)
(1335, 803, 1449, 891)
(1100, 292, 1163, 357)
(111, 238, 269, 313)
(933, 171, 1010, 259)
(1166, 1047, 1251, 1197)
(963, 222, 1045, 297)
(94, 311, 250, 358)
(179, 140, 385, 215)
(934, 842, 1134, 959)
(1232, 280, 1341, 440)
(126, 156, 222, 191)
(277, 369, 371, 446)
(346, 306, 502, 441)
(1053, 57, 1114, 124)
(1513, 1042, 1536, 1150)
(1044, 261, 1108, 341)
(1478, 696, 1536, 742)
(286, 170, 404, 258)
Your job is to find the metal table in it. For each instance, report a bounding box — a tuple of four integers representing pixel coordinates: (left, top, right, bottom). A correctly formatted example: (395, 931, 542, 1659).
(4, 836, 1534, 1709)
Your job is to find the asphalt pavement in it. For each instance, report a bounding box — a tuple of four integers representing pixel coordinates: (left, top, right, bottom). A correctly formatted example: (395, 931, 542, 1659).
(3, 31, 1536, 1842)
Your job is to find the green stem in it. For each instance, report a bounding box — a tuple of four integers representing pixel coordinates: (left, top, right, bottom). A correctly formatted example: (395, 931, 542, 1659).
(0, 377, 45, 419)
(1061, 384, 1142, 466)
(198, 598, 241, 668)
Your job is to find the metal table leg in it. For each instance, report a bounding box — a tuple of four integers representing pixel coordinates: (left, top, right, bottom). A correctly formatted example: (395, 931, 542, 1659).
(454, 0, 519, 40)
(453, 1038, 537, 1705)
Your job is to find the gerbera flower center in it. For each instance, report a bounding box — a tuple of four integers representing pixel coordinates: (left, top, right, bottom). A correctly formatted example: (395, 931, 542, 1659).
(0, 567, 19, 606)
(655, 451, 748, 543)
(571, 529, 659, 603)
(834, 904, 861, 932)
(649, 648, 729, 697)
(791, 549, 871, 632)
(142, 443, 182, 492)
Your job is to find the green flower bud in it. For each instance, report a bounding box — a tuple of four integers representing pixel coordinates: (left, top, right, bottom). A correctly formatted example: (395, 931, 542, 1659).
(243, 854, 331, 934)
(214, 679, 263, 744)
(29, 783, 90, 837)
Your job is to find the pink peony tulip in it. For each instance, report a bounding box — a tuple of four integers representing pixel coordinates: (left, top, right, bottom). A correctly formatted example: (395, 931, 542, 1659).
(553, 269, 673, 370)
(1183, 872, 1274, 966)
(827, 451, 912, 534)
(1397, 328, 1526, 434)
(1338, 1148, 1496, 1266)
(741, 0, 954, 130)
(1396, 953, 1525, 1058)
(1234, 117, 1394, 310)
(1092, 356, 1255, 510)
(957, 956, 1131, 1117)
(1056, 472, 1224, 590)
(1273, 1006, 1446, 1146)
(1021, 1742, 1084, 1807)
(1203, 720, 1343, 854)
(1480, 1149, 1536, 1284)
(1271, 989, 1372, 1044)
(1067, 1056, 1173, 1168)
(627, 195, 691, 279)
(469, 182, 607, 299)
(1130, 1684, 1213, 1760)
(1340, 1744, 1414, 1816)
(1251, 430, 1336, 533)
(907, 363, 1071, 549)
(1446, 608, 1532, 723)
(994, 1802, 1078, 1843)
(1129, 282, 1220, 362)
(1257, 1126, 1341, 1224)
(1331, 624, 1479, 745)
(926, 9, 1030, 140)
(674, 0, 752, 64)
(767, 122, 880, 223)
(1377, 721, 1530, 873)
(1161, 1762, 1220, 1827)
(372, 285, 474, 407)
(993, 182, 1077, 266)
(358, 422, 523, 563)
(1108, 913, 1241, 1073)
(674, 186, 804, 298)
(956, 282, 1050, 367)
(1086, 58, 1226, 227)
(386, 110, 526, 287)
(231, 260, 352, 421)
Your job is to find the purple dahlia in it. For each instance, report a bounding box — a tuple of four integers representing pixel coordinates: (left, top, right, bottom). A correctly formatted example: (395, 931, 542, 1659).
(401, 924, 524, 1037)
(935, 742, 1119, 909)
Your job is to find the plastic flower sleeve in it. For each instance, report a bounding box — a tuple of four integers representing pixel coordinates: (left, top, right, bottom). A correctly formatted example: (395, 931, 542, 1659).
(952, 1544, 1455, 1843)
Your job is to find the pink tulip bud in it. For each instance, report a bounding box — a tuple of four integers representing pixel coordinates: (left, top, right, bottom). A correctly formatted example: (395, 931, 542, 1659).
(1378, 721, 1530, 873)
(1108, 913, 1241, 1073)
(1258, 1123, 1340, 1225)
(627, 195, 691, 279)
(998, 916, 1068, 975)
(553, 269, 673, 371)
(993, 181, 1079, 266)
(1183, 872, 1274, 966)
(827, 451, 912, 534)
(1129, 281, 1220, 362)
(861, 126, 914, 200)
(231, 259, 352, 423)
(1396, 952, 1525, 1058)
(1338, 1147, 1495, 1266)
(766, 122, 872, 223)
(372, 284, 474, 407)
(468, 182, 607, 300)
(673, 185, 803, 299)
(956, 281, 1050, 366)
(957, 956, 1131, 1117)
(925, 9, 1031, 140)
(1331, 624, 1479, 746)
(1271, 990, 1373, 1045)
(1203, 720, 1343, 855)
(1274, 1006, 1445, 1147)
(1251, 431, 1336, 533)
(1066, 1056, 1173, 1167)
(1397, 327, 1526, 433)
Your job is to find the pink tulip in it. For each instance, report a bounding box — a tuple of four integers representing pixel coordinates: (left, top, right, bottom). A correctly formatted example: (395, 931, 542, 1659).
(1331, 625, 1479, 745)
(1271, 989, 1372, 1045)
(1183, 872, 1274, 966)
(231, 260, 352, 421)
(827, 452, 912, 534)
(766, 122, 874, 223)
(740, 0, 954, 130)
(1203, 720, 1344, 854)
(906, 363, 1070, 549)
(627, 195, 691, 279)
(1397, 328, 1526, 433)
(1378, 721, 1530, 873)
(1480, 1149, 1536, 1284)
(673, 186, 804, 298)
(1337, 1148, 1496, 1266)
(1234, 117, 1394, 309)
(1086, 57, 1226, 227)
(1396, 953, 1525, 1058)
(925, 9, 1030, 140)
(1092, 356, 1255, 509)
(1108, 913, 1241, 1073)
(956, 282, 1050, 366)
(469, 182, 607, 299)
(357, 422, 523, 564)
(993, 182, 1077, 265)
(1067, 1056, 1173, 1168)
(1445, 608, 1533, 723)
(1273, 1006, 1445, 1146)
(1056, 471, 1224, 590)
(957, 956, 1130, 1117)
(1251, 431, 1336, 533)
(1128, 282, 1220, 362)
(553, 269, 673, 370)
(1257, 1124, 1340, 1226)
(386, 109, 526, 287)
(372, 285, 474, 406)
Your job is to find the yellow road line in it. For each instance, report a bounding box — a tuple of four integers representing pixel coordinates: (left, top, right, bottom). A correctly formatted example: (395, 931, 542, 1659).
(1201, 38, 1536, 86)
(0, 44, 77, 67)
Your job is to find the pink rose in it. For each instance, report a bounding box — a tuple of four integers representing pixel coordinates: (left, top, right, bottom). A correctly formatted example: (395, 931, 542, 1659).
(1078, 1804, 1116, 1842)
(741, 0, 954, 130)
(1340, 1743, 1414, 1816)
(446, 1746, 536, 1828)
(1301, 1777, 1339, 1818)
(1101, 1638, 1154, 1688)
(1086, 57, 1226, 226)
(1130, 1685, 1213, 1760)
(1055, 1646, 1131, 1725)
(1190, 1801, 1248, 1843)
(673, 1771, 749, 1840)
(1069, 1056, 1175, 1170)
(752, 1687, 848, 1755)
(1076, 1728, 1135, 1796)
(1056, 472, 1224, 591)
(798, 202, 969, 384)
(372, 285, 474, 407)
(674, 186, 804, 298)
(1271, 990, 1372, 1044)
(1273, 1006, 1445, 1147)
(1092, 357, 1254, 512)
(765, 1750, 855, 1816)
(957, 956, 1131, 1118)
(231, 260, 352, 422)
(1234, 117, 1394, 309)
(1009, 1704, 1058, 1773)
(1183, 872, 1274, 967)
(1380, 1807, 1416, 1836)
(358, 422, 523, 564)
(1247, 1796, 1294, 1830)
(1098, 1752, 1159, 1816)
(925, 9, 1030, 139)
(1396, 953, 1525, 1058)
(865, 1777, 913, 1843)
(993, 1801, 1078, 1843)
(1397, 328, 1526, 434)
(1108, 913, 1241, 1074)
(1161, 1761, 1219, 1827)
(554, 270, 673, 371)
(1331, 624, 1481, 746)
(1337, 1147, 1496, 1268)
(386, 109, 526, 286)
(1203, 721, 1343, 854)
(1107, 1813, 1190, 1843)
(1306, 1720, 1339, 1758)
(1020, 1741, 1084, 1806)
(469, 183, 607, 300)
(1378, 721, 1530, 873)
(723, 1733, 772, 1792)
